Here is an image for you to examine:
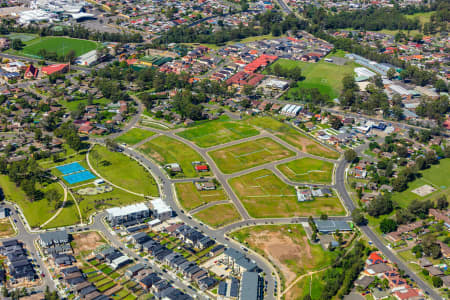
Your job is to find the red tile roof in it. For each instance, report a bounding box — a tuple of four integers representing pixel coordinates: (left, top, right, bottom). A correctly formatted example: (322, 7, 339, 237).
(41, 64, 68, 75)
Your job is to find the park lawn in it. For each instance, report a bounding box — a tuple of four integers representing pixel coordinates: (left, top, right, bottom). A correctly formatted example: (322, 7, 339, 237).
(91, 145, 159, 197)
(139, 118, 171, 131)
(208, 137, 295, 174)
(247, 117, 340, 159)
(42, 198, 80, 229)
(176, 116, 259, 148)
(182, 43, 221, 50)
(0, 175, 65, 228)
(277, 158, 334, 184)
(226, 34, 284, 45)
(0, 218, 15, 238)
(404, 11, 433, 24)
(230, 225, 336, 288)
(1, 32, 37, 42)
(265, 59, 356, 99)
(19, 36, 99, 58)
(138, 136, 206, 178)
(391, 158, 450, 208)
(175, 182, 227, 211)
(59, 97, 110, 112)
(229, 169, 345, 218)
(194, 203, 241, 228)
(73, 184, 145, 220)
(37, 145, 88, 169)
(114, 128, 156, 146)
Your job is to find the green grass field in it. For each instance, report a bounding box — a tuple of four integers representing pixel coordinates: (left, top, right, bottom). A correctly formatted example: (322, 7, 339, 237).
(247, 117, 340, 159)
(194, 204, 241, 228)
(74, 184, 145, 220)
(2, 33, 37, 42)
(404, 11, 433, 24)
(176, 116, 259, 148)
(91, 145, 159, 196)
(114, 128, 156, 146)
(392, 158, 450, 207)
(229, 169, 345, 218)
(264, 58, 356, 99)
(42, 199, 80, 229)
(138, 136, 206, 178)
(277, 158, 334, 184)
(230, 225, 336, 288)
(0, 175, 65, 228)
(175, 182, 228, 211)
(18, 36, 99, 58)
(208, 137, 295, 174)
(59, 97, 111, 112)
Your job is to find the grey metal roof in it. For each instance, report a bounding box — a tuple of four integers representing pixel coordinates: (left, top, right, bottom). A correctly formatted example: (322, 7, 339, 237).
(40, 229, 69, 245)
(240, 272, 259, 300)
(314, 220, 351, 232)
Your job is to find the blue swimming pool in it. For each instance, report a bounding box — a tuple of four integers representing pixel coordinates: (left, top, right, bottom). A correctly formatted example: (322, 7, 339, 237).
(63, 171, 96, 184)
(56, 162, 86, 175)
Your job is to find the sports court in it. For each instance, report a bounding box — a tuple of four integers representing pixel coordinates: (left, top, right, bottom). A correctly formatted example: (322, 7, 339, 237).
(63, 171, 96, 185)
(56, 162, 86, 175)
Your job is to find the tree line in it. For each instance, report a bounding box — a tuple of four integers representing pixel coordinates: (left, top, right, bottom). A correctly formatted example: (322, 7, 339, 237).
(303, 6, 420, 31)
(0, 21, 142, 44)
(154, 11, 306, 46)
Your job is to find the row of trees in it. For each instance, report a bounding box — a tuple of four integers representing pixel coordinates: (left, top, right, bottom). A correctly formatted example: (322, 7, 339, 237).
(0, 22, 142, 43)
(154, 12, 307, 45)
(319, 241, 368, 299)
(303, 6, 420, 31)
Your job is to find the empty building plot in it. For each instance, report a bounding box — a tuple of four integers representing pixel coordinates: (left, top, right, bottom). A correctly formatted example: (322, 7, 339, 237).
(208, 137, 295, 174)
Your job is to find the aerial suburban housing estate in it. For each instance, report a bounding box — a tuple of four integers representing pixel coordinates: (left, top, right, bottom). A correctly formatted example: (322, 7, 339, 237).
(0, 0, 448, 298)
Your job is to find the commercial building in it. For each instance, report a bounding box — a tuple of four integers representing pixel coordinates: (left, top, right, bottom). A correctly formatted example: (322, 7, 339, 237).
(106, 203, 150, 226)
(150, 199, 172, 221)
(75, 50, 98, 66)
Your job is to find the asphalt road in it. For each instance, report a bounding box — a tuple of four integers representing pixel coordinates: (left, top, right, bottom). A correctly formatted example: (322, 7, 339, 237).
(333, 142, 442, 300)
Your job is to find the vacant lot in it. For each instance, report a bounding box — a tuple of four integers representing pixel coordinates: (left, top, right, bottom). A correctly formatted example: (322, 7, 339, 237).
(91, 145, 159, 196)
(248, 117, 340, 159)
(265, 59, 356, 99)
(209, 137, 295, 174)
(230, 225, 335, 288)
(114, 128, 156, 146)
(20, 36, 99, 58)
(392, 158, 450, 207)
(194, 204, 241, 228)
(0, 175, 65, 228)
(229, 169, 345, 218)
(72, 231, 107, 256)
(175, 182, 228, 211)
(177, 117, 259, 148)
(277, 158, 334, 184)
(139, 136, 206, 178)
(0, 218, 15, 238)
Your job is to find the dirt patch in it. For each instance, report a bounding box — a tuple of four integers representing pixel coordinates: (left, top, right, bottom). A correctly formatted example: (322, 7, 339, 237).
(72, 231, 106, 255)
(0, 218, 15, 238)
(248, 230, 312, 285)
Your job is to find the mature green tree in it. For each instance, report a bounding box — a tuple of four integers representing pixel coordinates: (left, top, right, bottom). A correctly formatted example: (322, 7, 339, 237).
(351, 209, 366, 225)
(344, 149, 357, 162)
(380, 218, 397, 233)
